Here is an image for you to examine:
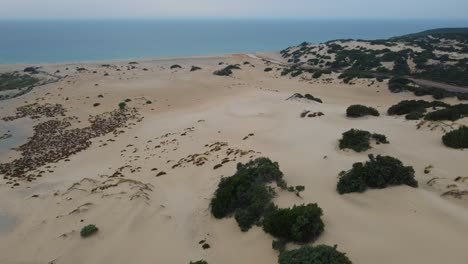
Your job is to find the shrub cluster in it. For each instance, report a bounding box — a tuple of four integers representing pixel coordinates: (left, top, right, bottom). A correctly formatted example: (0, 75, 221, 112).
(337, 154, 417, 194)
(339, 129, 388, 152)
(387, 100, 448, 116)
(189, 261, 208, 264)
(263, 204, 324, 243)
(210, 158, 287, 231)
(424, 104, 468, 121)
(278, 245, 352, 264)
(442, 126, 468, 149)
(346, 105, 379, 117)
(213, 64, 241, 76)
(0, 72, 41, 91)
(80, 224, 98, 238)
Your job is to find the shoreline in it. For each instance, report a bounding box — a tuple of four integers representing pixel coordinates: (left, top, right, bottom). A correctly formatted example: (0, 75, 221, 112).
(0, 51, 282, 67)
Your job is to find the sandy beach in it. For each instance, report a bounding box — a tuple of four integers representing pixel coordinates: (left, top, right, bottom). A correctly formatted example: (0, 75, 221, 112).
(0, 53, 467, 264)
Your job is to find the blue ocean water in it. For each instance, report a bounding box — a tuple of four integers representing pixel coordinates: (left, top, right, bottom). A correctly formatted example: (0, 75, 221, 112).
(1, 19, 467, 64)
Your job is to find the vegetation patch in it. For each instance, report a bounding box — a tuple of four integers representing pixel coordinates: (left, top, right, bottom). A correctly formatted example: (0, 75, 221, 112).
(337, 154, 417, 194)
(387, 100, 449, 116)
(213, 64, 241, 76)
(210, 158, 288, 231)
(346, 104, 379, 117)
(278, 245, 352, 264)
(442, 126, 468, 149)
(339, 129, 388, 152)
(424, 104, 468, 121)
(189, 260, 208, 264)
(287, 93, 322, 103)
(262, 203, 324, 243)
(0, 72, 41, 91)
(80, 224, 98, 238)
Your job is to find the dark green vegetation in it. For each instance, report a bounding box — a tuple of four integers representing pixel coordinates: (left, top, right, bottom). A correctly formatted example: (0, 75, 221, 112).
(387, 100, 449, 120)
(263, 204, 324, 243)
(190, 66, 202, 71)
(280, 28, 468, 98)
(210, 158, 287, 231)
(278, 245, 352, 264)
(424, 104, 468, 121)
(287, 93, 323, 103)
(213, 64, 241, 76)
(339, 129, 388, 152)
(442, 126, 468, 149)
(0, 72, 41, 91)
(337, 154, 417, 194)
(170, 64, 182, 69)
(80, 224, 98, 238)
(189, 260, 208, 264)
(264, 67, 273, 72)
(346, 104, 379, 117)
(388, 77, 468, 100)
(118, 102, 126, 111)
(387, 100, 468, 121)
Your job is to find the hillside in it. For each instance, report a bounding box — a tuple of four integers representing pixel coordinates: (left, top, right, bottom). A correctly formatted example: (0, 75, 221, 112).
(279, 28, 468, 99)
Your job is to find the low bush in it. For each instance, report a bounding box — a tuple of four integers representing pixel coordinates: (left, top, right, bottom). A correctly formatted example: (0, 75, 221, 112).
(278, 245, 352, 264)
(170, 64, 182, 69)
(189, 260, 208, 264)
(210, 158, 287, 231)
(424, 104, 468, 121)
(346, 105, 379, 117)
(339, 129, 388, 152)
(80, 224, 98, 238)
(337, 154, 417, 194)
(263, 204, 324, 243)
(213, 64, 241, 76)
(405, 111, 425, 120)
(118, 102, 126, 111)
(304, 94, 323, 103)
(264, 67, 273, 72)
(0, 72, 41, 91)
(190, 66, 202, 71)
(442, 126, 468, 149)
(387, 100, 449, 115)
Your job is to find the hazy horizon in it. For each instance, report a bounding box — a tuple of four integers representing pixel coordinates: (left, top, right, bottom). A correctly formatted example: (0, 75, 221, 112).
(2, 0, 468, 20)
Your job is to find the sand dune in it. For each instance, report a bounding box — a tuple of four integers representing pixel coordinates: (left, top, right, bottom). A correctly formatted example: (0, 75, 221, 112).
(0, 54, 467, 264)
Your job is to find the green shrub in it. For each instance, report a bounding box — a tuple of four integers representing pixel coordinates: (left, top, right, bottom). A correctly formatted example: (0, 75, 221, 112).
(405, 111, 425, 120)
(272, 239, 287, 252)
(170, 64, 182, 69)
(189, 260, 208, 264)
(213, 64, 241, 76)
(424, 104, 468, 121)
(346, 105, 379, 117)
(312, 71, 322, 78)
(339, 129, 388, 152)
(0, 72, 41, 91)
(264, 67, 273, 72)
(337, 154, 417, 194)
(339, 129, 371, 152)
(304, 94, 323, 103)
(80, 224, 98, 238)
(278, 245, 352, 264)
(210, 158, 287, 231)
(387, 100, 449, 115)
(118, 102, 126, 111)
(263, 204, 324, 243)
(442, 126, 468, 149)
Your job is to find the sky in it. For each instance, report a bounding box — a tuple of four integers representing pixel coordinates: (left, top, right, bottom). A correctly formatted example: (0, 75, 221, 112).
(1, 0, 468, 19)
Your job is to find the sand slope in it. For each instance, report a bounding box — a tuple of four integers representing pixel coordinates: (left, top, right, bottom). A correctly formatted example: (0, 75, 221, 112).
(0, 55, 467, 264)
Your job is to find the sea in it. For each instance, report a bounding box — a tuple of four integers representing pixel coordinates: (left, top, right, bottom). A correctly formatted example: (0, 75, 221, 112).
(1, 19, 468, 64)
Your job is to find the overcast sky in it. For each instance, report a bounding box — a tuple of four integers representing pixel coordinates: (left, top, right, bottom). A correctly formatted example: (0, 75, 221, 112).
(1, 0, 468, 19)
